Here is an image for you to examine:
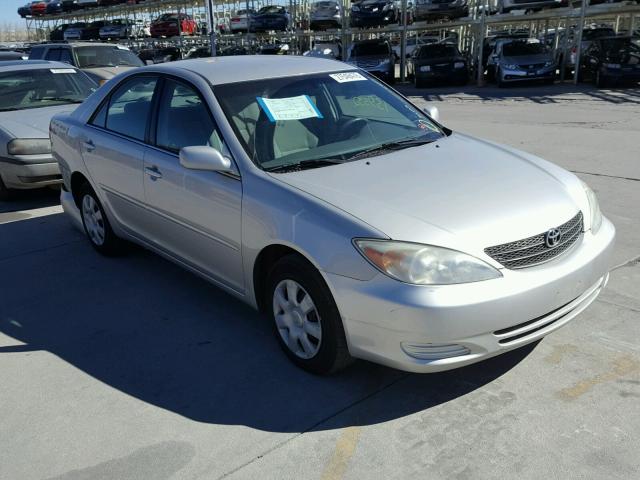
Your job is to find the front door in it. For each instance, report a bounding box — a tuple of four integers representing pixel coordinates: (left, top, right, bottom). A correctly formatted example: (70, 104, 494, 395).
(142, 78, 244, 292)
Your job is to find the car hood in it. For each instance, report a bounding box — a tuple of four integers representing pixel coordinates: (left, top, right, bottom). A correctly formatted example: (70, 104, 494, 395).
(272, 133, 583, 258)
(82, 65, 137, 80)
(414, 55, 464, 65)
(502, 53, 552, 65)
(0, 103, 78, 139)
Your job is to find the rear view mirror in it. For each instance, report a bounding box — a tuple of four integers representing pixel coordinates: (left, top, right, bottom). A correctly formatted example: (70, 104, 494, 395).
(179, 146, 233, 172)
(423, 105, 440, 122)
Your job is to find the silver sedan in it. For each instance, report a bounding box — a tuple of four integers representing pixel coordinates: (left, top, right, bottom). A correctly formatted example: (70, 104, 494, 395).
(51, 57, 615, 374)
(0, 60, 96, 199)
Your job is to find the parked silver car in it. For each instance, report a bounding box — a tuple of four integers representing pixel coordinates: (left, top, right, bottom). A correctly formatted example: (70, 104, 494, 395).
(492, 38, 556, 86)
(0, 60, 96, 199)
(51, 57, 614, 374)
(310, 1, 342, 30)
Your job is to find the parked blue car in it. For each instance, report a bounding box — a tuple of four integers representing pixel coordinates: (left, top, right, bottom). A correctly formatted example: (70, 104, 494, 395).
(250, 5, 290, 32)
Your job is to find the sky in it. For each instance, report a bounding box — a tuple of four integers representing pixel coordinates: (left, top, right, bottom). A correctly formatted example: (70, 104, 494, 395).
(8, 0, 29, 22)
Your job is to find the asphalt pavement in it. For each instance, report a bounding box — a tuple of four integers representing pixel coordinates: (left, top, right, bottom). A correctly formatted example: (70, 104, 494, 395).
(1, 83, 638, 480)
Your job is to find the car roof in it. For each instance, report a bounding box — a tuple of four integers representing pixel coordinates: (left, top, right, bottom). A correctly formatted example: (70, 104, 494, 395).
(0, 59, 75, 72)
(149, 56, 353, 85)
(38, 42, 119, 48)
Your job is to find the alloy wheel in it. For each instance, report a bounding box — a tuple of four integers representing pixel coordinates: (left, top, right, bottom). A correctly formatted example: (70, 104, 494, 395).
(272, 279, 322, 359)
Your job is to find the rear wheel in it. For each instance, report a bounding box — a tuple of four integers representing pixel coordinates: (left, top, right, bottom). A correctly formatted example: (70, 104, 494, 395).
(596, 70, 607, 88)
(79, 183, 123, 256)
(0, 176, 11, 201)
(266, 254, 353, 374)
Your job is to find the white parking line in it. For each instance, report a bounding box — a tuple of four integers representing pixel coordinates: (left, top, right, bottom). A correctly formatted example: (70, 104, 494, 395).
(0, 205, 63, 225)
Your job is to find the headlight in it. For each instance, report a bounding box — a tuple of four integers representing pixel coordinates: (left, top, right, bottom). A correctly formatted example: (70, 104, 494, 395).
(581, 181, 602, 233)
(502, 63, 520, 70)
(454, 61, 465, 69)
(544, 61, 554, 67)
(351, 5, 360, 11)
(378, 59, 390, 66)
(604, 63, 621, 69)
(7, 138, 51, 155)
(354, 239, 502, 285)
(419, 65, 431, 72)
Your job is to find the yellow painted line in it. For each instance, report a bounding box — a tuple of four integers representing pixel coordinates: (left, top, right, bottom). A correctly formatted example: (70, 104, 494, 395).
(320, 427, 361, 480)
(557, 355, 640, 400)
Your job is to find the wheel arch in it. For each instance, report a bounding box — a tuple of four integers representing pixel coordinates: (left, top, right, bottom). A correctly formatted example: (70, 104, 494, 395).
(70, 171, 92, 208)
(252, 243, 324, 314)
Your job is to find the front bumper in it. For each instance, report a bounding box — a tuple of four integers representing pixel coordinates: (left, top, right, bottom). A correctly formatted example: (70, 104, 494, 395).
(501, 66, 556, 82)
(416, 67, 468, 83)
(326, 218, 615, 373)
(602, 69, 640, 84)
(350, 14, 395, 27)
(0, 156, 62, 189)
(415, 6, 467, 20)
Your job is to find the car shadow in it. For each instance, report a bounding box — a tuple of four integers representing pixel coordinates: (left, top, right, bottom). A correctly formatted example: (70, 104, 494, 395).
(0, 213, 537, 433)
(0, 186, 60, 215)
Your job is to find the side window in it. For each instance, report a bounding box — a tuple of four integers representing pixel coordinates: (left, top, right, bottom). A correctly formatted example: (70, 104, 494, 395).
(155, 79, 228, 155)
(45, 48, 61, 61)
(105, 76, 157, 141)
(90, 101, 108, 128)
(59, 48, 73, 64)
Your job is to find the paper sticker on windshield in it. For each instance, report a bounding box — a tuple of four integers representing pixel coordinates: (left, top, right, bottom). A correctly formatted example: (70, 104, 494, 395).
(257, 95, 323, 123)
(329, 72, 367, 83)
(50, 68, 76, 74)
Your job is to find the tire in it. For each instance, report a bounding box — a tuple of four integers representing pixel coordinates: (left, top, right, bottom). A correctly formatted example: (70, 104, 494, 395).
(496, 69, 505, 88)
(596, 70, 607, 88)
(78, 183, 123, 256)
(0, 176, 11, 201)
(266, 254, 353, 375)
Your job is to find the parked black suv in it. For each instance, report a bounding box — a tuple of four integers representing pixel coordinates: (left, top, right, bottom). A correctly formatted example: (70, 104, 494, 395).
(409, 43, 469, 87)
(580, 36, 640, 88)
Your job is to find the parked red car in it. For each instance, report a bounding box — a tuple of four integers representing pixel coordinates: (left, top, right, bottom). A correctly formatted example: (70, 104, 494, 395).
(150, 13, 197, 38)
(30, 0, 47, 16)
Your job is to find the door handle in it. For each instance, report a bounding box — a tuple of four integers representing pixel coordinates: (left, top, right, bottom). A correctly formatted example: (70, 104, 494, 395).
(145, 165, 163, 180)
(83, 139, 95, 152)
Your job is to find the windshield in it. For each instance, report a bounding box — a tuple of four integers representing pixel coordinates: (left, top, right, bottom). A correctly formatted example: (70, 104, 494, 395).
(258, 6, 284, 13)
(600, 39, 640, 61)
(351, 41, 389, 57)
(503, 42, 546, 56)
(0, 68, 95, 112)
(583, 29, 615, 41)
(215, 72, 444, 171)
(418, 45, 458, 58)
(75, 46, 144, 68)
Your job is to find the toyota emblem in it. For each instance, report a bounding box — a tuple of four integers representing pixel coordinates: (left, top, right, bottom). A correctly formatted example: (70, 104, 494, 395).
(544, 228, 562, 248)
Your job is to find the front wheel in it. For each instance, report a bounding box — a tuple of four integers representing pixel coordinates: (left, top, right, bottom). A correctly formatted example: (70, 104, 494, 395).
(79, 183, 123, 256)
(0, 176, 11, 201)
(596, 70, 607, 88)
(266, 255, 353, 374)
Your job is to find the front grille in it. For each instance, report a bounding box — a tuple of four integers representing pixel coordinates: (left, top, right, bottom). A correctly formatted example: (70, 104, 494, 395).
(484, 212, 583, 269)
(522, 63, 546, 70)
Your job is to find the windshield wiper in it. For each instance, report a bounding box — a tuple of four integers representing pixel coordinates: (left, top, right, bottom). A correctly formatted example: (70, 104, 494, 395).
(265, 158, 346, 173)
(38, 97, 83, 103)
(346, 136, 437, 162)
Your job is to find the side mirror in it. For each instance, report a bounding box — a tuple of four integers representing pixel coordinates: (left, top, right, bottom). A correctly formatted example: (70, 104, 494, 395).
(423, 106, 440, 122)
(179, 146, 233, 172)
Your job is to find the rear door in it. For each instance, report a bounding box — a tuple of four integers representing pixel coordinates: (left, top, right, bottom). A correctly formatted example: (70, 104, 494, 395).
(82, 75, 159, 233)
(141, 77, 244, 292)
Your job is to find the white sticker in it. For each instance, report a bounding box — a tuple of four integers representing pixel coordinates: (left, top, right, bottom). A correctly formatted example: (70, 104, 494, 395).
(50, 68, 76, 74)
(329, 72, 367, 83)
(257, 95, 323, 123)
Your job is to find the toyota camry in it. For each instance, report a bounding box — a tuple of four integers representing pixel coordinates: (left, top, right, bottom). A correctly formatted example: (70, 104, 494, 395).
(50, 56, 615, 374)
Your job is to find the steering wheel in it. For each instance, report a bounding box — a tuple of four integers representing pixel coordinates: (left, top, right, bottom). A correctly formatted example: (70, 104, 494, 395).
(340, 117, 367, 139)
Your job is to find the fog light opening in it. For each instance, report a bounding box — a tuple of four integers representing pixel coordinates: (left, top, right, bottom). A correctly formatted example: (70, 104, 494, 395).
(401, 342, 470, 361)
